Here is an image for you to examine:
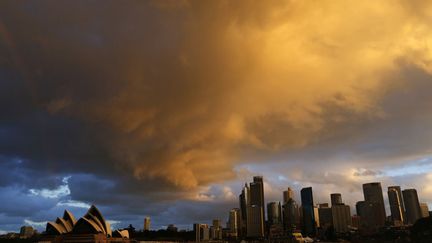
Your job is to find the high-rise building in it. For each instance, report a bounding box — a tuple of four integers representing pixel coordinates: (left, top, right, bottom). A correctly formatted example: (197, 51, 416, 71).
(194, 224, 210, 242)
(239, 176, 265, 238)
(356, 201, 381, 230)
(332, 205, 351, 233)
(227, 208, 240, 238)
(313, 206, 320, 228)
(300, 187, 315, 236)
(420, 203, 430, 218)
(331, 193, 342, 206)
(239, 183, 249, 237)
(250, 176, 265, 214)
(246, 205, 264, 238)
(283, 187, 294, 204)
(318, 204, 333, 230)
(403, 189, 422, 224)
(388, 186, 406, 220)
(283, 198, 300, 232)
(267, 202, 282, 225)
(329, 194, 351, 233)
(144, 217, 150, 231)
(362, 182, 386, 227)
(388, 187, 405, 225)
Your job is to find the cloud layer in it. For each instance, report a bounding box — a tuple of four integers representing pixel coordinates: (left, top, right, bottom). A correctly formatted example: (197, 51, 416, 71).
(1, 0, 432, 232)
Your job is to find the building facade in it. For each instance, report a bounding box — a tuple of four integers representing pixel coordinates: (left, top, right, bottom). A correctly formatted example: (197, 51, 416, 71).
(403, 189, 422, 224)
(301, 187, 316, 236)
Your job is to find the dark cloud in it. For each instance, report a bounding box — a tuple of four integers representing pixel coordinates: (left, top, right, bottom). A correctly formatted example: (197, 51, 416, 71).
(1, 0, 432, 233)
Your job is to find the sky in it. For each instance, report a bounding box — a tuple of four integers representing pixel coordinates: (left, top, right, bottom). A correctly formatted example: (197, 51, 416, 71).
(1, 0, 432, 233)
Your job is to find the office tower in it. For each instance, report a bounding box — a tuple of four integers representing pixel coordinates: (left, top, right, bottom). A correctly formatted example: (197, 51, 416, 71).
(351, 215, 361, 229)
(250, 176, 265, 214)
(331, 193, 342, 206)
(194, 224, 210, 242)
(239, 183, 249, 237)
(212, 219, 221, 228)
(227, 208, 239, 237)
(318, 204, 333, 230)
(388, 186, 406, 217)
(245, 176, 265, 238)
(403, 189, 422, 224)
(143, 217, 150, 231)
(362, 182, 386, 227)
(267, 202, 282, 225)
(246, 205, 264, 238)
(301, 187, 315, 236)
(313, 206, 320, 228)
(356, 200, 385, 230)
(283, 198, 300, 232)
(210, 219, 222, 240)
(388, 187, 405, 225)
(332, 205, 351, 233)
(283, 187, 294, 204)
(420, 203, 429, 218)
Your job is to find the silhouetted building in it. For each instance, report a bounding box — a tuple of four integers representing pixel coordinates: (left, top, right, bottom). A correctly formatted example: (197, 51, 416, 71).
(267, 202, 282, 225)
(283, 198, 300, 232)
(167, 224, 178, 232)
(244, 176, 265, 238)
(250, 176, 265, 215)
(239, 183, 249, 237)
(420, 203, 430, 218)
(318, 204, 333, 230)
(301, 187, 315, 236)
(194, 224, 210, 242)
(332, 205, 351, 233)
(331, 193, 342, 206)
(403, 189, 422, 224)
(247, 205, 264, 238)
(227, 208, 240, 238)
(362, 182, 386, 227)
(283, 187, 294, 204)
(144, 217, 150, 231)
(20, 226, 34, 239)
(388, 186, 405, 225)
(313, 206, 320, 228)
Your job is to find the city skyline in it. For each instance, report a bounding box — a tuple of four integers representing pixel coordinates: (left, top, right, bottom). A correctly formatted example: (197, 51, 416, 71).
(2, 0, 432, 236)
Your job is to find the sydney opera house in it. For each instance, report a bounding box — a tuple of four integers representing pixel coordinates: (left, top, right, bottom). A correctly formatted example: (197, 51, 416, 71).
(39, 205, 130, 243)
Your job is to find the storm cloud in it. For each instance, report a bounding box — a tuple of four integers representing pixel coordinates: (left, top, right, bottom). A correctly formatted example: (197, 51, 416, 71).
(1, 0, 432, 232)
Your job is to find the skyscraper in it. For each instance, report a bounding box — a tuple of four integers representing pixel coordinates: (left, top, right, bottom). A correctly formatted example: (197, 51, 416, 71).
(362, 182, 386, 227)
(250, 176, 265, 214)
(247, 205, 264, 238)
(283, 187, 294, 204)
(144, 217, 150, 231)
(318, 204, 333, 231)
(247, 176, 265, 238)
(267, 202, 282, 225)
(330, 194, 351, 233)
(239, 176, 265, 238)
(283, 198, 300, 232)
(227, 208, 240, 237)
(194, 224, 210, 242)
(331, 193, 342, 206)
(420, 203, 430, 218)
(239, 183, 249, 237)
(300, 187, 315, 236)
(403, 189, 422, 224)
(388, 187, 405, 225)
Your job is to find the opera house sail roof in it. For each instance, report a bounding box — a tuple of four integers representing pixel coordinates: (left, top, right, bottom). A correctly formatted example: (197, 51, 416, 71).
(44, 204, 129, 240)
